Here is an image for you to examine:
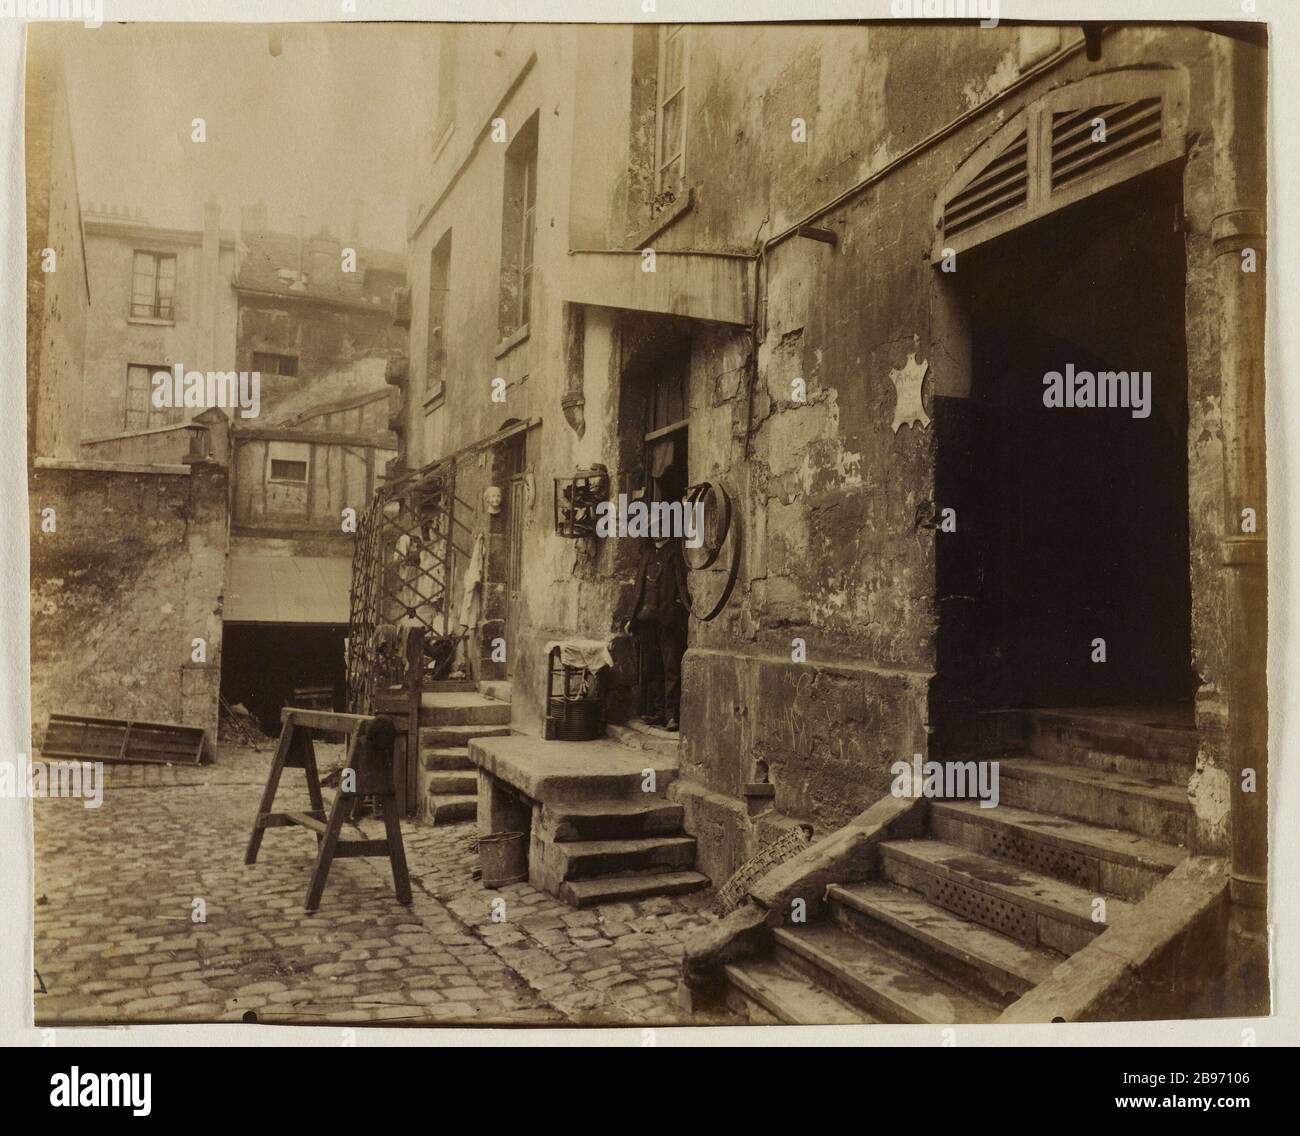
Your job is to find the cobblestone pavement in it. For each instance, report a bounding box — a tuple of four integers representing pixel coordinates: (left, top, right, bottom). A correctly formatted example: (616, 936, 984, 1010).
(32, 744, 734, 1029)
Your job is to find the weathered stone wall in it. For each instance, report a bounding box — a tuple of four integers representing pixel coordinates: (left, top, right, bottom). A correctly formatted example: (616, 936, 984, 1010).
(662, 25, 1235, 872)
(29, 460, 229, 745)
(405, 23, 1248, 878)
(26, 37, 88, 462)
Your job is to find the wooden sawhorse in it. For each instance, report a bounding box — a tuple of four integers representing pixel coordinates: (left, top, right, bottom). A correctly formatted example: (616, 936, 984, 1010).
(244, 708, 412, 913)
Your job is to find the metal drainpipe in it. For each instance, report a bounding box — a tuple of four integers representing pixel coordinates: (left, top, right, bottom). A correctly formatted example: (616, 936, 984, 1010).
(1211, 32, 1269, 1006)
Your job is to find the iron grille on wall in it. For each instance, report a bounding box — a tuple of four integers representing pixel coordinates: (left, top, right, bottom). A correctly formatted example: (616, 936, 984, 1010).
(345, 463, 469, 714)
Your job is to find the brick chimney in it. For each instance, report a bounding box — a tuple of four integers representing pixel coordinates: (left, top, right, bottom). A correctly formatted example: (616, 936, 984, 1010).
(349, 198, 363, 246)
(307, 226, 342, 291)
(197, 196, 221, 371)
(240, 200, 267, 239)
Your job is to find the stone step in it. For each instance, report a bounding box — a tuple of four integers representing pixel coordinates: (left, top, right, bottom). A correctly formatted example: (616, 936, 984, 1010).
(880, 838, 1131, 955)
(558, 870, 710, 908)
(373, 681, 475, 715)
(421, 723, 511, 747)
(420, 746, 474, 772)
(418, 694, 512, 727)
(538, 799, 685, 842)
(423, 794, 477, 824)
(931, 799, 1186, 900)
(827, 881, 1064, 1002)
(550, 835, 697, 881)
(605, 721, 682, 760)
(725, 958, 875, 1025)
(1018, 706, 1198, 773)
(773, 922, 1000, 1024)
(425, 771, 477, 795)
(997, 757, 1191, 843)
(478, 680, 512, 704)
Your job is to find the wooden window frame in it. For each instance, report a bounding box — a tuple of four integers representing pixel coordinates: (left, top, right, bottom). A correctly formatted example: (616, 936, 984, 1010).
(499, 114, 540, 340)
(519, 151, 537, 332)
(130, 251, 176, 320)
(267, 441, 312, 485)
(654, 24, 689, 198)
(124, 363, 180, 432)
(426, 230, 452, 402)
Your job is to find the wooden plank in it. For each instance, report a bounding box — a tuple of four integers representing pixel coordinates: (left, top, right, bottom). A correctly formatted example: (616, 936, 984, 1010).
(281, 707, 373, 732)
(43, 713, 206, 766)
(332, 840, 392, 858)
(304, 793, 351, 913)
(255, 811, 326, 828)
(245, 722, 296, 865)
(381, 796, 412, 904)
(283, 811, 330, 835)
(235, 427, 393, 447)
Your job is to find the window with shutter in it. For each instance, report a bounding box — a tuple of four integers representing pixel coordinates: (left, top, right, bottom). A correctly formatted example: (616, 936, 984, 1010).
(933, 70, 1189, 261)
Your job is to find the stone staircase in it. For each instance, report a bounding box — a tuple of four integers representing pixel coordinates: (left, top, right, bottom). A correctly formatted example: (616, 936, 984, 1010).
(724, 706, 1196, 1024)
(542, 801, 710, 909)
(416, 686, 511, 824)
(546, 720, 709, 908)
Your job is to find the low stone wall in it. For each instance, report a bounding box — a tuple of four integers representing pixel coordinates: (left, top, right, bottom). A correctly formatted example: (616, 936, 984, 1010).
(678, 647, 931, 878)
(29, 458, 229, 746)
(998, 856, 1235, 1023)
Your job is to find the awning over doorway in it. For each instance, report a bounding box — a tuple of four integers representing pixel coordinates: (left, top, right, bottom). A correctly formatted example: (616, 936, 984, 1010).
(225, 555, 353, 624)
(565, 250, 755, 326)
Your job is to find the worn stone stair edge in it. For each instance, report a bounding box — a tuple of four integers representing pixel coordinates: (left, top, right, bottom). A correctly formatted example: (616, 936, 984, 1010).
(828, 881, 1063, 997)
(725, 958, 874, 1026)
(879, 838, 1133, 929)
(774, 922, 1000, 1025)
(931, 800, 1187, 871)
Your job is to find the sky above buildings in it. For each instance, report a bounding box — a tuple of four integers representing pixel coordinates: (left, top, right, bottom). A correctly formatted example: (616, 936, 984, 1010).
(45, 21, 437, 251)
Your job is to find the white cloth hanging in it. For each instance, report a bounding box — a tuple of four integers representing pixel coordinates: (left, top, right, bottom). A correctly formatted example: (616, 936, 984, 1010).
(457, 532, 487, 631)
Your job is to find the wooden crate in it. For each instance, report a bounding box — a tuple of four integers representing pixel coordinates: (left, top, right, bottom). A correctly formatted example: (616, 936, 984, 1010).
(42, 714, 209, 766)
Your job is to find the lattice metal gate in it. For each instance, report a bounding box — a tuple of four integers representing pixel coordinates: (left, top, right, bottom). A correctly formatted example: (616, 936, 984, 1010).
(345, 462, 468, 714)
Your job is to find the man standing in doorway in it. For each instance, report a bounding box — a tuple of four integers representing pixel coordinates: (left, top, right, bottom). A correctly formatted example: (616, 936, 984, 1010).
(626, 526, 691, 731)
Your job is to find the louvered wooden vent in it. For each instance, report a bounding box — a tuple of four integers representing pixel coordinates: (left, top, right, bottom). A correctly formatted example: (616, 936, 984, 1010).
(1051, 97, 1163, 189)
(932, 71, 1188, 262)
(943, 130, 1028, 240)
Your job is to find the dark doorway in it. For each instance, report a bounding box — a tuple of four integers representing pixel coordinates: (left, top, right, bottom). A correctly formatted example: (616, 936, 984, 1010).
(220, 623, 348, 734)
(613, 315, 694, 727)
(935, 166, 1196, 720)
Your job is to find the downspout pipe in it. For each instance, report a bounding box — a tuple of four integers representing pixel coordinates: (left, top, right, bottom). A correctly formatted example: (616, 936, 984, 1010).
(1212, 30, 1269, 1009)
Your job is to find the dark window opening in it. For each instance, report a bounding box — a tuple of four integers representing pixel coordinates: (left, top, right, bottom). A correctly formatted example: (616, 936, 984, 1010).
(427, 230, 452, 401)
(252, 351, 299, 377)
(269, 458, 309, 483)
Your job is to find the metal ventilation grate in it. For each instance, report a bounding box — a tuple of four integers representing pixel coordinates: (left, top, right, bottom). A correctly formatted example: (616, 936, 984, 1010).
(1050, 97, 1163, 189)
(988, 831, 1094, 890)
(930, 877, 1037, 944)
(942, 129, 1029, 241)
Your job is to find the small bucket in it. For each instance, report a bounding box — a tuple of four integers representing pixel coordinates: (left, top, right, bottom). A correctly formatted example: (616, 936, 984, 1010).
(479, 831, 528, 888)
